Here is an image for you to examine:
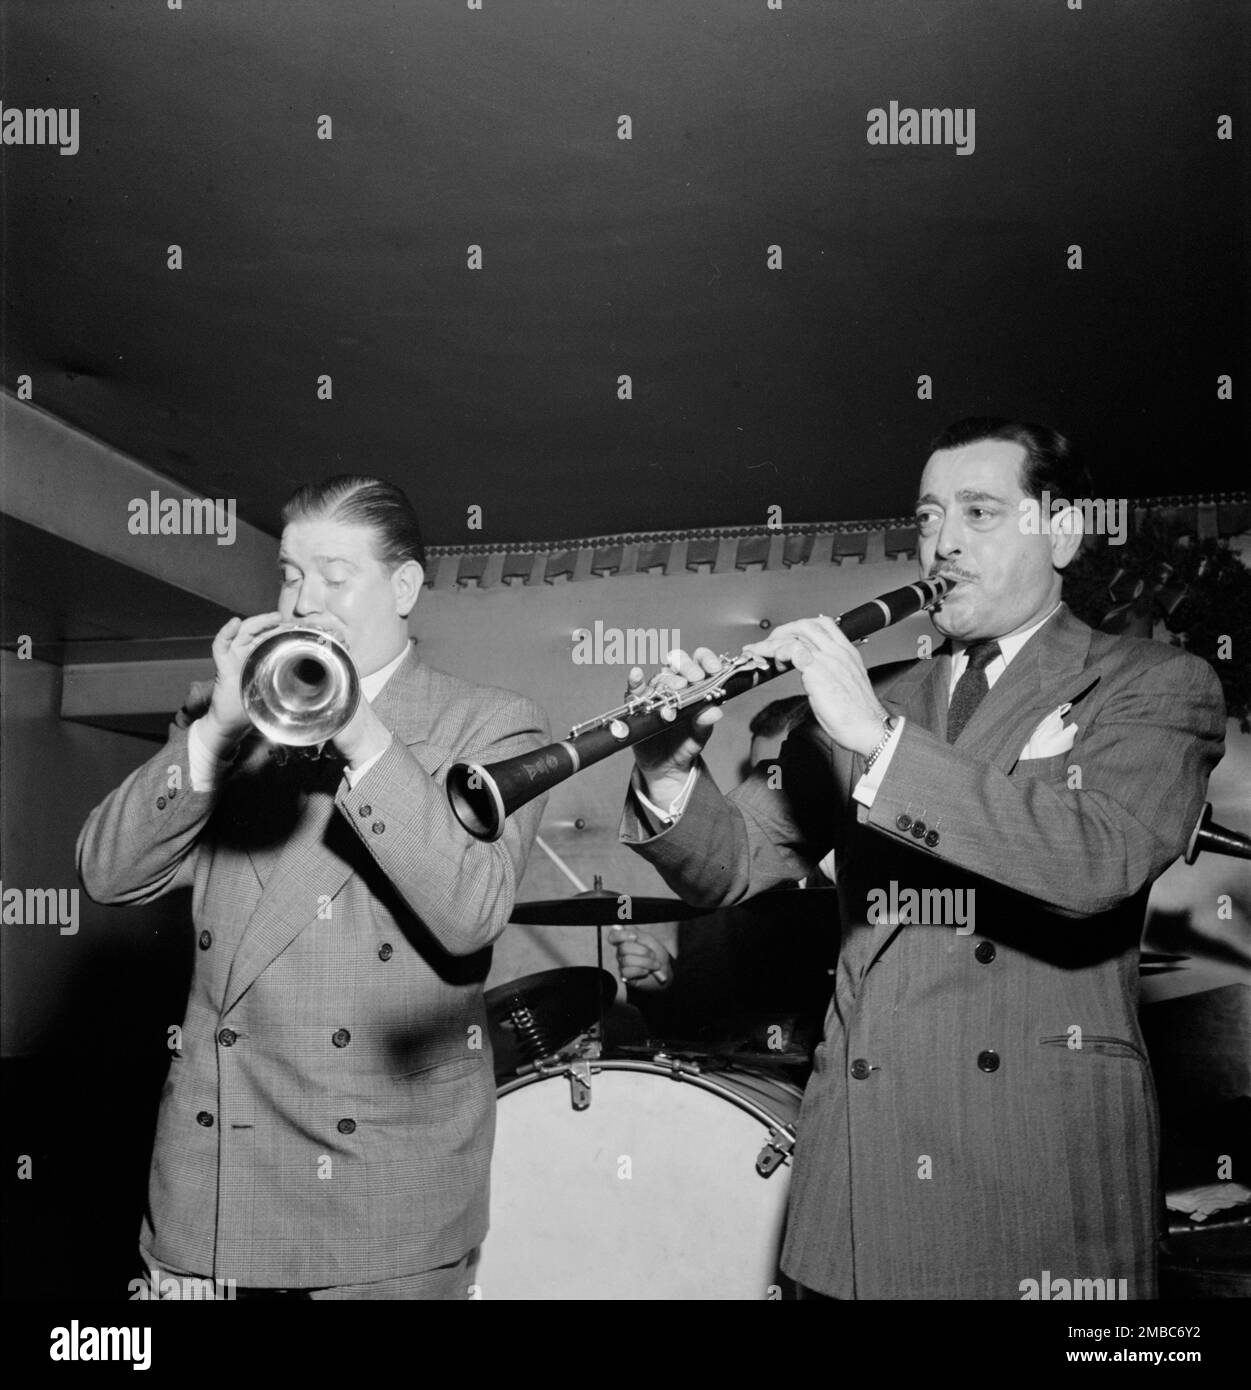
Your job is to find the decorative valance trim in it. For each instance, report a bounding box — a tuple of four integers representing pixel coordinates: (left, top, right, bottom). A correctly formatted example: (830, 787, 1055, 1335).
(424, 493, 1250, 589)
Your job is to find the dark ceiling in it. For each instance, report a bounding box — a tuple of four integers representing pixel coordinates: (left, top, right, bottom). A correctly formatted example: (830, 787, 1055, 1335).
(3, 0, 1248, 552)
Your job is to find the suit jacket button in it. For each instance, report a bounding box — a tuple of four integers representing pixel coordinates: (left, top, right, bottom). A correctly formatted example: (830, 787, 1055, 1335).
(196, 1111, 214, 1127)
(378, 943, 393, 961)
(924, 830, 940, 847)
(371, 822, 386, 834)
(359, 805, 372, 817)
(974, 941, 997, 964)
(910, 820, 927, 838)
(849, 1058, 872, 1080)
(977, 1050, 1000, 1072)
(156, 796, 167, 810)
(896, 814, 912, 831)
(337, 1118, 356, 1135)
(218, 1028, 237, 1047)
(198, 930, 213, 951)
(332, 1028, 351, 1048)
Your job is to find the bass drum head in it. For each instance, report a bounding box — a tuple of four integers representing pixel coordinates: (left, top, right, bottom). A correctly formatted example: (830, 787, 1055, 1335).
(476, 1061, 800, 1300)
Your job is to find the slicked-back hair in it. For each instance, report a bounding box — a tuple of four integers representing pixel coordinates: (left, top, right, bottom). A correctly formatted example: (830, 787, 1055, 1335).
(281, 476, 426, 571)
(929, 417, 1094, 508)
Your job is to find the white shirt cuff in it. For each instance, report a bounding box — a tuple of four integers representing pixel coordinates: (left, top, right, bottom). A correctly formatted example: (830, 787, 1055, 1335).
(633, 764, 699, 828)
(344, 748, 388, 790)
(852, 716, 905, 809)
(187, 717, 240, 792)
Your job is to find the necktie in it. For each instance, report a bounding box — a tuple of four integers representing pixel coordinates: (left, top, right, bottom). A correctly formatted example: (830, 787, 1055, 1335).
(946, 640, 1002, 743)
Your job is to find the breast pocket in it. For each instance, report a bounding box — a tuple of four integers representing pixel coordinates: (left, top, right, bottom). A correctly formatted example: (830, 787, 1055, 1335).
(1011, 751, 1077, 782)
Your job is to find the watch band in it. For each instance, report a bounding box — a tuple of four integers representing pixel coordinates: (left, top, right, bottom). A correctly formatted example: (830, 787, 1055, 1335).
(864, 715, 898, 771)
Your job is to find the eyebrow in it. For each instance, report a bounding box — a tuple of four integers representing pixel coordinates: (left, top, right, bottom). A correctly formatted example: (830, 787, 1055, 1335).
(277, 553, 360, 569)
(915, 489, 1009, 507)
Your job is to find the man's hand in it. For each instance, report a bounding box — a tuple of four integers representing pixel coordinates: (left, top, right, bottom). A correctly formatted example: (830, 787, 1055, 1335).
(628, 648, 727, 809)
(203, 612, 285, 746)
(332, 697, 393, 771)
(743, 617, 890, 758)
(608, 926, 674, 990)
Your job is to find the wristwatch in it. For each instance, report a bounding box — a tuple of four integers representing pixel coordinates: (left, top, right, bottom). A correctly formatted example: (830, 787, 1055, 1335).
(864, 714, 899, 772)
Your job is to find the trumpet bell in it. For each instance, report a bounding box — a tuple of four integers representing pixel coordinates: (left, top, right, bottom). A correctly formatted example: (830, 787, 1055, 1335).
(240, 626, 361, 747)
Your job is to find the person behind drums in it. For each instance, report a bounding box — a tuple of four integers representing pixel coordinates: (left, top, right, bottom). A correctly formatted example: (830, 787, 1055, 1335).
(78, 476, 549, 1300)
(611, 696, 836, 1057)
(618, 418, 1225, 1299)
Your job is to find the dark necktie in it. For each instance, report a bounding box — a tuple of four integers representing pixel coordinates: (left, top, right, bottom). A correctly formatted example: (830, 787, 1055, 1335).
(946, 640, 1002, 743)
(277, 745, 347, 796)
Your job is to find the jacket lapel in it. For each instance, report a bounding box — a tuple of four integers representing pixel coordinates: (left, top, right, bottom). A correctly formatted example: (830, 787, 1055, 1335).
(952, 604, 1094, 773)
(878, 643, 951, 739)
(224, 643, 435, 1015)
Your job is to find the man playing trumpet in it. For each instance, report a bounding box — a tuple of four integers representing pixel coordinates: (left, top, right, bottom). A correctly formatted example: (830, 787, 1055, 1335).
(79, 476, 549, 1299)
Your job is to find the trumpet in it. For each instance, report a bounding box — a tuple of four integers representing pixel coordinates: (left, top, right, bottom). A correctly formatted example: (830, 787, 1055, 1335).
(240, 624, 361, 747)
(447, 575, 953, 840)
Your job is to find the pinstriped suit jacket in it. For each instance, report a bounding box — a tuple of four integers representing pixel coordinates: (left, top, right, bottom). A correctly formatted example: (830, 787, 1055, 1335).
(623, 605, 1225, 1299)
(78, 645, 549, 1287)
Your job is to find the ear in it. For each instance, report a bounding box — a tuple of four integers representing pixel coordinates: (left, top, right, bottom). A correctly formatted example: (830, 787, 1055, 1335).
(392, 560, 424, 618)
(1049, 503, 1085, 571)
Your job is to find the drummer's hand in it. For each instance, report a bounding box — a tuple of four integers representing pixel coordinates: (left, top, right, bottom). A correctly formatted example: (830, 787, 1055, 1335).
(609, 927, 674, 991)
(627, 648, 728, 809)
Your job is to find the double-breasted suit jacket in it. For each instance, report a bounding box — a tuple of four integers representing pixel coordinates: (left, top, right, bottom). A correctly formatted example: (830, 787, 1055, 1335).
(78, 645, 549, 1287)
(623, 605, 1224, 1298)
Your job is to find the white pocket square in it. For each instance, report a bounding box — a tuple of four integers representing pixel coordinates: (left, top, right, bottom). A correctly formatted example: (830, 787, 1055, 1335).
(1018, 704, 1078, 760)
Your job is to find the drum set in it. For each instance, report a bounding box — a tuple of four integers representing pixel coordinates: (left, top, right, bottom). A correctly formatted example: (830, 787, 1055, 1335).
(475, 881, 835, 1300)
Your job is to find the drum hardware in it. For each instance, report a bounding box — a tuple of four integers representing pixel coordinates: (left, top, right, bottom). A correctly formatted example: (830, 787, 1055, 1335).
(755, 1129, 795, 1177)
(568, 1059, 593, 1111)
(506, 997, 550, 1061)
(506, 877, 692, 1066)
(645, 1051, 706, 1081)
(518, 1029, 601, 1077)
(484, 967, 616, 1079)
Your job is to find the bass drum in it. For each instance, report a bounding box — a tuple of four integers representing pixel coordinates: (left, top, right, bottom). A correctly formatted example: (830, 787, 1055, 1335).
(476, 1058, 801, 1300)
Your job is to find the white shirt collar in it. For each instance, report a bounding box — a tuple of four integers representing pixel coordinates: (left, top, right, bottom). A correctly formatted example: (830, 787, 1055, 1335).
(949, 602, 1062, 692)
(360, 642, 410, 702)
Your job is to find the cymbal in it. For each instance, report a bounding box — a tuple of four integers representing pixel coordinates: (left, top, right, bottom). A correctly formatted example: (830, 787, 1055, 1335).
(509, 889, 706, 926)
(509, 882, 841, 927)
(486, 967, 617, 1074)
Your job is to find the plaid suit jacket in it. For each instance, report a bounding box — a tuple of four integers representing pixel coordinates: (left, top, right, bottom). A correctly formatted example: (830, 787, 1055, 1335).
(78, 645, 548, 1287)
(623, 605, 1225, 1299)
